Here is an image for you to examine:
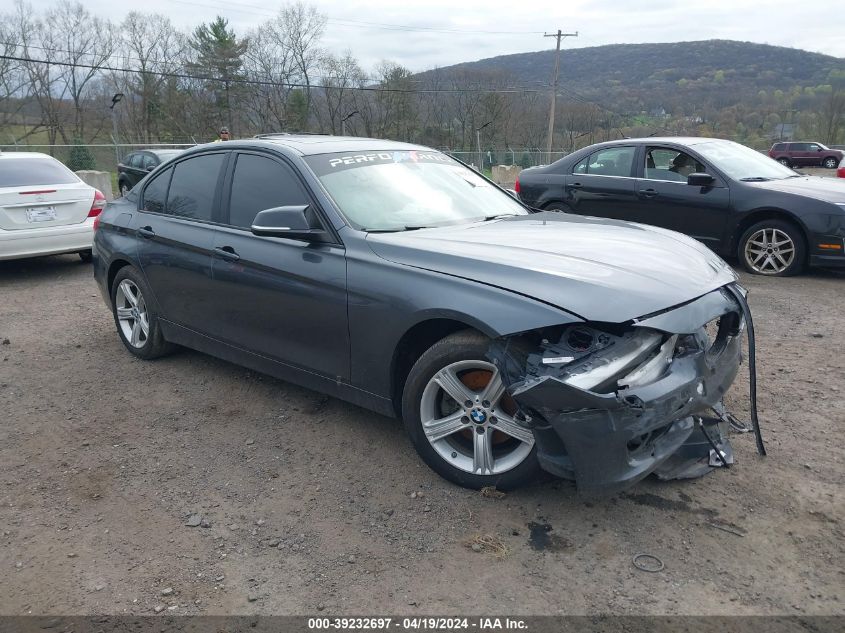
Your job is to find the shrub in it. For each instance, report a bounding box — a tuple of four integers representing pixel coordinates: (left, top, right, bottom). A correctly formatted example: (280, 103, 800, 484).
(66, 138, 96, 171)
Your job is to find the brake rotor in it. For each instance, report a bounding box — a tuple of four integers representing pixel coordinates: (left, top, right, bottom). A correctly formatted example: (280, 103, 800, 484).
(458, 369, 518, 445)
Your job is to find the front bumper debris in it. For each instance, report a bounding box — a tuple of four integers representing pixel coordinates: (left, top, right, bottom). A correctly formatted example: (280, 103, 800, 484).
(488, 283, 762, 496)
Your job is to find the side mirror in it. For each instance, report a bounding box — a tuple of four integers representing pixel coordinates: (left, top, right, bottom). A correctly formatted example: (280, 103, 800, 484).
(687, 172, 714, 187)
(817, 147, 823, 152)
(251, 205, 327, 242)
(146, 165, 156, 172)
(505, 188, 519, 199)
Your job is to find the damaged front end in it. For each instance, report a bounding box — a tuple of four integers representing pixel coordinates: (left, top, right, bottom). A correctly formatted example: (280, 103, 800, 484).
(488, 283, 760, 496)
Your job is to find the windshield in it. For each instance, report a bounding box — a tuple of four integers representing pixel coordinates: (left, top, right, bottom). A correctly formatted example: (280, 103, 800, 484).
(305, 150, 527, 231)
(694, 141, 797, 180)
(0, 157, 80, 187)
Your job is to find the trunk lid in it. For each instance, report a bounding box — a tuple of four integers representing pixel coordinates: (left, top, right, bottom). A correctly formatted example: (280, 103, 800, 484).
(0, 182, 95, 230)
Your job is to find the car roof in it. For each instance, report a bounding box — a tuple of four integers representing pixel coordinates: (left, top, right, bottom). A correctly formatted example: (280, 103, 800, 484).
(600, 136, 729, 147)
(0, 151, 59, 160)
(198, 135, 433, 156)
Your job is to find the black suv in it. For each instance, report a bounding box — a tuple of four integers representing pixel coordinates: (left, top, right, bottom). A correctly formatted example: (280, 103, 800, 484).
(117, 149, 184, 197)
(768, 142, 843, 169)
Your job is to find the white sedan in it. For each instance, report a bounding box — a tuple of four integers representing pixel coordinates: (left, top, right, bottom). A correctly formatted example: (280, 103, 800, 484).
(0, 152, 105, 261)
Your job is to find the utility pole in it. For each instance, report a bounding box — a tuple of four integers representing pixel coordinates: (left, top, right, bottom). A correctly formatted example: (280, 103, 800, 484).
(544, 29, 578, 161)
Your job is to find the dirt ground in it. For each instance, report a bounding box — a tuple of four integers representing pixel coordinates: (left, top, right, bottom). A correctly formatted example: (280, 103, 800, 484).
(0, 255, 843, 617)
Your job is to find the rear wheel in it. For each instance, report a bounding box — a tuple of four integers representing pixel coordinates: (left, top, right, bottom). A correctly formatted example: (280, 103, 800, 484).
(78, 250, 92, 263)
(544, 201, 573, 213)
(823, 157, 838, 169)
(111, 266, 175, 359)
(738, 220, 805, 276)
(777, 158, 791, 167)
(119, 181, 130, 197)
(401, 330, 541, 490)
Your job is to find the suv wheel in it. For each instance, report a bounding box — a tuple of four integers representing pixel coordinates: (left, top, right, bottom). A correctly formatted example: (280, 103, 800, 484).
(777, 158, 791, 167)
(111, 266, 175, 359)
(401, 330, 542, 490)
(823, 157, 838, 169)
(738, 220, 805, 277)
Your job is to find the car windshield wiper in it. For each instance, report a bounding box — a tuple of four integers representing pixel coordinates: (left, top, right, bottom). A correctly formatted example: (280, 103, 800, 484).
(739, 177, 772, 182)
(483, 213, 518, 221)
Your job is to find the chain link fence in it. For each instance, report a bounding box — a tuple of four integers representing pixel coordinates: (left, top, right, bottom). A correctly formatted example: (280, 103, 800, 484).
(447, 150, 569, 169)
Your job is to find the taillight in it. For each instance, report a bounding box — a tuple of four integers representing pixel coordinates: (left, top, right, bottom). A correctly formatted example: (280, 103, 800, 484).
(514, 177, 521, 194)
(88, 189, 106, 218)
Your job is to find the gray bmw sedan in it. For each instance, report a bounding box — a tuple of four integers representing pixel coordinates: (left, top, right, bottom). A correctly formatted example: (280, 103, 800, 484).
(93, 135, 759, 495)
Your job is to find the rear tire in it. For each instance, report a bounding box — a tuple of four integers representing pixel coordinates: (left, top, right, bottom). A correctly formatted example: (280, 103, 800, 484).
(401, 330, 542, 490)
(777, 158, 791, 167)
(823, 157, 838, 169)
(78, 250, 92, 263)
(111, 266, 175, 359)
(738, 219, 805, 277)
(544, 201, 574, 213)
(119, 181, 130, 197)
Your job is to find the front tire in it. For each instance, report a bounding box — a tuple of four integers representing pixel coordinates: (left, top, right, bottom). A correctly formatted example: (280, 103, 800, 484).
(738, 220, 805, 276)
(111, 266, 175, 359)
(544, 201, 573, 213)
(78, 250, 92, 263)
(823, 157, 838, 169)
(401, 330, 542, 490)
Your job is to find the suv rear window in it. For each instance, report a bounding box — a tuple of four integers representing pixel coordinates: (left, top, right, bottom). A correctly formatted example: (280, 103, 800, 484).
(0, 157, 80, 187)
(772, 143, 786, 151)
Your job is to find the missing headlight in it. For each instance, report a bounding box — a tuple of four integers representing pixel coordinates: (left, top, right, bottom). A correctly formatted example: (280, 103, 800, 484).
(524, 325, 664, 393)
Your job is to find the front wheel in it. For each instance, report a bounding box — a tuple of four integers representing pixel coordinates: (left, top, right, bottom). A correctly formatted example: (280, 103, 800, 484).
(111, 266, 175, 359)
(823, 157, 838, 169)
(401, 330, 542, 490)
(738, 220, 805, 276)
(78, 250, 92, 263)
(544, 201, 573, 213)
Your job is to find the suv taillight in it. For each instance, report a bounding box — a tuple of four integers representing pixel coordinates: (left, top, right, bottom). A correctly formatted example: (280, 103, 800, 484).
(88, 190, 106, 218)
(514, 177, 521, 194)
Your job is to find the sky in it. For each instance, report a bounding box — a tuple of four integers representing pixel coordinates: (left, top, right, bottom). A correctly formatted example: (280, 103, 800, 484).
(25, 0, 845, 72)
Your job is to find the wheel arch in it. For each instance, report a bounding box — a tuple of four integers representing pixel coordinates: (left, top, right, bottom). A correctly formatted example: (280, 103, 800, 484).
(107, 258, 133, 302)
(732, 208, 809, 258)
(390, 318, 486, 417)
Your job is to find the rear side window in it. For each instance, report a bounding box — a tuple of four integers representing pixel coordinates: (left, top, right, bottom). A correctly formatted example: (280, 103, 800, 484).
(166, 153, 226, 221)
(141, 167, 172, 213)
(227, 154, 310, 229)
(0, 157, 80, 187)
(585, 146, 636, 176)
(142, 154, 158, 170)
(129, 154, 144, 168)
(772, 143, 786, 151)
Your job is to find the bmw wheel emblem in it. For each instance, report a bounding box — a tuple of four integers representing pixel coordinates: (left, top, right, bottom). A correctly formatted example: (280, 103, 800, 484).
(470, 409, 487, 424)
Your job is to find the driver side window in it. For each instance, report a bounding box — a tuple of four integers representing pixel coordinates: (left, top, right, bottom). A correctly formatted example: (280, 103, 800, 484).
(644, 148, 705, 182)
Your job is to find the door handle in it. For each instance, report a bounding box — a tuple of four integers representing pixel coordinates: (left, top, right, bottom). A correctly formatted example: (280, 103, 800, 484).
(569, 182, 583, 189)
(214, 246, 240, 261)
(137, 226, 155, 239)
(638, 189, 658, 198)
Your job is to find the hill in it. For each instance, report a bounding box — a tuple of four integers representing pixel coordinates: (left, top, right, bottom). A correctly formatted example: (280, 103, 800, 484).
(416, 40, 844, 117)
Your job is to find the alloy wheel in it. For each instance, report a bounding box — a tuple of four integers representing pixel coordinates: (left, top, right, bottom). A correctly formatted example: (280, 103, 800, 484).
(743, 227, 796, 275)
(419, 360, 534, 476)
(115, 279, 150, 348)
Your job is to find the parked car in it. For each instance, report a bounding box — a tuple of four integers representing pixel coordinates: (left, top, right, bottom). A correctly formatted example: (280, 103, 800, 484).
(516, 137, 845, 276)
(768, 141, 843, 168)
(0, 151, 105, 262)
(93, 136, 755, 495)
(117, 149, 184, 197)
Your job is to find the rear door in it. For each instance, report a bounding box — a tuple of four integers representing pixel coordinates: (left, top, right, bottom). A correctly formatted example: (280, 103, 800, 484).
(563, 145, 638, 220)
(133, 151, 228, 330)
(208, 151, 349, 379)
(0, 156, 94, 231)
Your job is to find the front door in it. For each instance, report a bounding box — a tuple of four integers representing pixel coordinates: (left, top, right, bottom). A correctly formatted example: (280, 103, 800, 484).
(632, 146, 731, 250)
(207, 151, 349, 381)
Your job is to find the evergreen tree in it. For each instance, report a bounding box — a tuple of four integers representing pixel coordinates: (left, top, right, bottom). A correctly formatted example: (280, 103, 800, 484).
(66, 138, 96, 171)
(188, 16, 248, 134)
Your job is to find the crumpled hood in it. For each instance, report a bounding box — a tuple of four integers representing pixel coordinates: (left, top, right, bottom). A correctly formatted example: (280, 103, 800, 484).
(366, 212, 737, 323)
(749, 176, 845, 203)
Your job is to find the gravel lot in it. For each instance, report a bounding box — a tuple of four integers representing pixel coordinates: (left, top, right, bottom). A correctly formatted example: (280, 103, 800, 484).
(0, 254, 842, 616)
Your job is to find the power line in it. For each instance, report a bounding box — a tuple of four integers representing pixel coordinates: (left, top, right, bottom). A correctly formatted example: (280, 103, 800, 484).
(0, 53, 549, 95)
